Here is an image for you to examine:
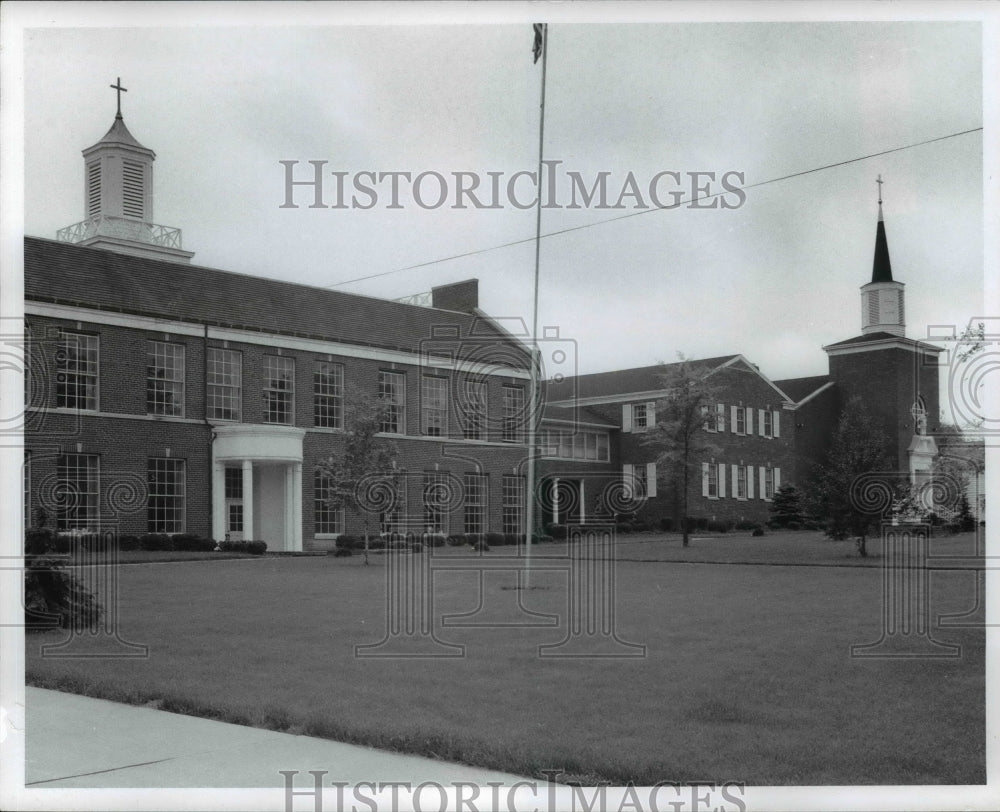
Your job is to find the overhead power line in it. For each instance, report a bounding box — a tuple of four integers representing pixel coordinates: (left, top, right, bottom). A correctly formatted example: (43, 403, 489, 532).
(326, 126, 982, 288)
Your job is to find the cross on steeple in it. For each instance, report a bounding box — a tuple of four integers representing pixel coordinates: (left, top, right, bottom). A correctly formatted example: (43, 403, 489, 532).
(110, 77, 127, 119)
(876, 174, 883, 205)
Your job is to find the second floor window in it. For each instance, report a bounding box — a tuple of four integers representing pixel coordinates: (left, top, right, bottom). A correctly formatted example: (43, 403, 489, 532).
(207, 348, 241, 421)
(421, 376, 448, 437)
(264, 355, 295, 425)
(502, 386, 525, 443)
(378, 371, 405, 434)
(146, 341, 185, 416)
(314, 362, 344, 429)
(462, 379, 487, 440)
(57, 332, 99, 410)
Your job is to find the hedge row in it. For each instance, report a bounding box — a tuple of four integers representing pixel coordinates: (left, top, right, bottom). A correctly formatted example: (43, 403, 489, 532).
(24, 529, 267, 555)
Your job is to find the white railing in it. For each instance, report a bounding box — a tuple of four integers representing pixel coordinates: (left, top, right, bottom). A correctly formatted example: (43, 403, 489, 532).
(56, 216, 183, 249)
(393, 291, 433, 307)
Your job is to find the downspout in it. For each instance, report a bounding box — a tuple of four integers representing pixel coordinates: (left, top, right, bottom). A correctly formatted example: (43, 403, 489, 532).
(203, 323, 217, 542)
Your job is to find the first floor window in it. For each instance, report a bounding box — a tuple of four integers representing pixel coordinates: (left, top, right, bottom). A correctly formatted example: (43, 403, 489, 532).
(57, 454, 99, 530)
(502, 475, 524, 536)
(264, 355, 295, 425)
(763, 467, 775, 500)
(379, 477, 405, 535)
(57, 332, 99, 410)
(464, 473, 487, 535)
(633, 464, 649, 499)
(423, 472, 449, 534)
(314, 471, 344, 534)
(148, 458, 185, 533)
(736, 465, 748, 499)
(706, 463, 719, 498)
(207, 348, 241, 421)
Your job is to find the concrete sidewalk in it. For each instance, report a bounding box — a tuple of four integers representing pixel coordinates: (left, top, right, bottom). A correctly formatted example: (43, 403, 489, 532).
(25, 687, 527, 788)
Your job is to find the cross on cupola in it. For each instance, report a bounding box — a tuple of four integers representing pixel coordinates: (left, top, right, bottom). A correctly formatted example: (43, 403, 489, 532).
(876, 174, 883, 205)
(110, 77, 127, 119)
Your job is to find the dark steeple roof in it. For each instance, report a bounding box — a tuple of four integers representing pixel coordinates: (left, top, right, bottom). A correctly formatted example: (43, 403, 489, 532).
(871, 201, 893, 283)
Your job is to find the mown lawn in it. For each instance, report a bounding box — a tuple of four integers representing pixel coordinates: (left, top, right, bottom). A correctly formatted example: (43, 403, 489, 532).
(26, 538, 984, 785)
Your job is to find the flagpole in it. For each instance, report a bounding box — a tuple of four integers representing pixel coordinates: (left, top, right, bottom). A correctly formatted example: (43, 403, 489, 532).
(525, 23, 548, 589)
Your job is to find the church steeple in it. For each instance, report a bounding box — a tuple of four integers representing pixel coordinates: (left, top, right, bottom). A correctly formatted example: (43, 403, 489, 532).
(56, 79, 194, 264)
(860, 176, 905, 337)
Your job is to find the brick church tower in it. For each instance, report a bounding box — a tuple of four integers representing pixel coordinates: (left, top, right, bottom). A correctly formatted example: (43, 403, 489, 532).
(821, 181, 941, 483)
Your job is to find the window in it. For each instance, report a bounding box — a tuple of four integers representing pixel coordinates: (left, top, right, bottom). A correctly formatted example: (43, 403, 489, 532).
(263, 355, 295, 425)
(314, 362, 344, 429)
(57, 332, 98, 410)
(207, 348, 241, 421)
(421, 376, 448, 437)
(633, 464, 648, 499)
(502, 386, 525, 443)
(541, 429, 611, 462)
(632, 403, 648, 431)
(378, 371, 405, 434)
(736, 465, 747, 500)
(764, 467, 775, 500)
(735, 406, 746, 435)
(379, 478, 405, 535)
(706, 463, 719, 498)
(314, 470, 344, 535)
(702, 404, 716, 432)
(423, 472, 449, 534)
(462, 379, 487, 440)
(148, 458, 185, 533)
(57, 454, 99, 530)
(464, 473, 487, 535)
(762, 409, 773, 438)
(502, 475, 524, 536)
(146, 341, 185, 416)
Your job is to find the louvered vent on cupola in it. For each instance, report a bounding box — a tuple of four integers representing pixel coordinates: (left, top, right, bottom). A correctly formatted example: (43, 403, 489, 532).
(86, 162, 102, 219)
(122, 159, 146, 219)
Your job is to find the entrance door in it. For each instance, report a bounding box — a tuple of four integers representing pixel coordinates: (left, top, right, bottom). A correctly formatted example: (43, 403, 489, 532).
(224, 467, 244, 542)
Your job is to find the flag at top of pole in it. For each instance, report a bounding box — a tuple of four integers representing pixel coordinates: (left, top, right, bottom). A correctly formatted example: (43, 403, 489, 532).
(533, 23, 546, 63)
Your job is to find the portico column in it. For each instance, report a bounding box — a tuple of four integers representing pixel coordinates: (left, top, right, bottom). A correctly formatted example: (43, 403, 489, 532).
(292, 462, 303, 551)
(579, 479, 586, 524)
(283, 463, 294, 553)
(212, 462, 225, 541)
(553, 476, 560, 524)
(242, 460, 255, 541)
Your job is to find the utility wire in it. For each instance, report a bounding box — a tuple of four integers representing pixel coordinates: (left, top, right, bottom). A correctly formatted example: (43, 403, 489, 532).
(326, 126, 982, 288)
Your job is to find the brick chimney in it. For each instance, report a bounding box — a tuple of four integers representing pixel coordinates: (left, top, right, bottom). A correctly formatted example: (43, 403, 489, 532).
(431, 279, 479, 313)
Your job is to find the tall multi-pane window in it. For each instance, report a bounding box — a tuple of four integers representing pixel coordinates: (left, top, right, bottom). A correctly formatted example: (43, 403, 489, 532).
(314, 470, 344, 534)
(146, 341, 185, 416)
(633, 464, 648, 498)
(736, 407, 747, 435)
(736, 465, 748, 499)
(147, 458, 185, 533)
(57, 332, 99, 410)
(423, 471, 449, 534)
(379, 478, 405, 534)
(762, 409, 773, 438)
(632, 403, 649, 431)
(764, 467, 775, 500)
(501, 475, 524, 536)
(314, 362, 344, 429)
(464, 473, 487, 535)
(462, 379, 487, 440)
(707, 463, 719, 498)
(263, 355, 295, 425)
(502, 386, 524, 443)
(421, 376, 448, 437)
(378, 371, 405, 434)
(207, 348, 241, 421)
(57, 454, 99, 530)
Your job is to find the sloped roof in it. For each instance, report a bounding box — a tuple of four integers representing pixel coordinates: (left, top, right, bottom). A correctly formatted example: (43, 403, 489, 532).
(825, 331, 911, 348)
(872, 206, 893, 283)
(85, 116, 153, 156)
(24, 237, 528, 364)
(772, 374, 832, 403)
(542, 404, 618, 428)
(545, 356, 739, 402)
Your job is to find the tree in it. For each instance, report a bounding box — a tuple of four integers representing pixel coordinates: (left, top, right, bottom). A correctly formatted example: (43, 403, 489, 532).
(932, 424, 984, 525)
(806, 397, 890, 556)
(315, 389, 399, 564)
(768, 484, 805, 529)
(641, 355, 721, 547)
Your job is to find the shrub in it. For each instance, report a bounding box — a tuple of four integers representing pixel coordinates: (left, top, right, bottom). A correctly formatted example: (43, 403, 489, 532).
(409, 541, 424, 553)
(367, 537, 386, 551)
(172, 533, 215, 552)
(751, 527, 765, 537)
(683, 516, 709, 532)
(333, 547, 353, 557)
(658, 517, 674, 532)
(486, 532, 505, 546)
(471, 538, 490, 552)
(423, 532, 447, 548)
(504, 533, 526, 546)
(706, 519, 731, 533)
(117, 534, 141, 552)
(531, 532, 553, 544)
(218, 540, 267, 555)
(139, 533, 173, 551)
(545, 524, 568, 540)
(336, 535, 360, 550)
(24, 528, 103, 631)
(447, 533, 468, 547)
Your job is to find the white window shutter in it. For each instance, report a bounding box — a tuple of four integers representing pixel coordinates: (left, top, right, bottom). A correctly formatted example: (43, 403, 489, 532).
(759, 466, 766, 499)
(731, 464, 738, 498)
(646, 402, 656, 427)
(730, 405, 738, 433)
(746, 465, 754, 499)
(718, 463, 726, 497)
(646, 462, 657, 497)
(622, 404, 632, 433)
(774, 467, 781, 491)
(701, 462, 710, 497)
(717, 403, 725, 432)
(773, 410, 780, 438)
(746, 408, 753, 435)
(758, 409, 766, 436)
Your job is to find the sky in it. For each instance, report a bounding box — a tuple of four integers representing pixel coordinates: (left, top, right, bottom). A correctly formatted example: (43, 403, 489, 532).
(13, 6, 989, 411)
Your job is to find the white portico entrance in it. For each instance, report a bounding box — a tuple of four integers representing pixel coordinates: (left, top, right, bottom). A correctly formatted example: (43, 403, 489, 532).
(211, 424, 305, 551)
